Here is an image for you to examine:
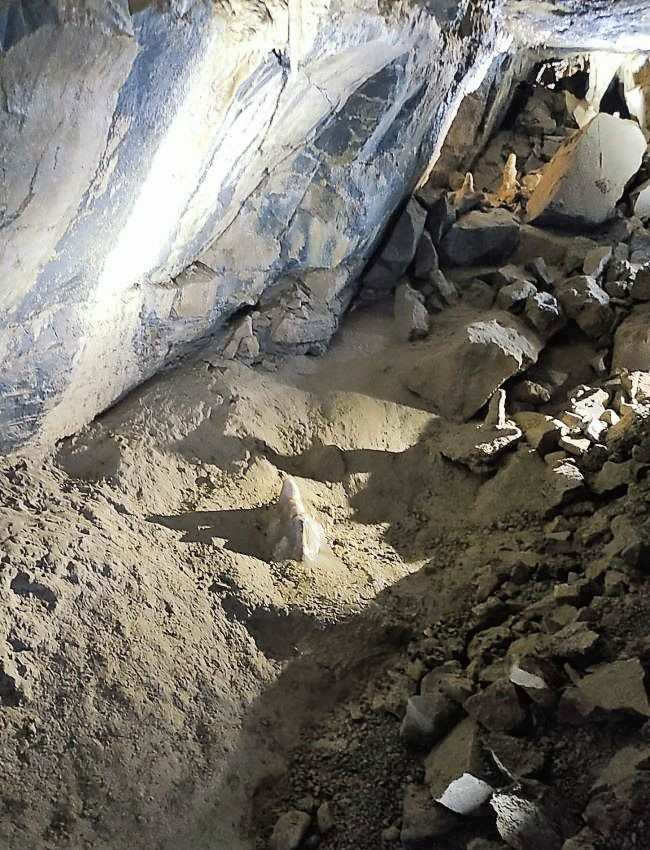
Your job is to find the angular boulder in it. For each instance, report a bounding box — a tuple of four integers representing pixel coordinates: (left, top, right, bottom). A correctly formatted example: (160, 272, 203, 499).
(400, 692, 460, 749)
(612, 305, 650, 371)
(491, 782, 573, 850)
(576, 659, 650, 717)
(270, 810, 312, 850)
(464, 680, 527, 733)
(441, 208, 520, 267)
(525, 291, 564, 337)
(394, 282, 429, 341)
(527, 114, 647, 228)
(400, 784, 459, 849)
(364, 198, 427, 292)
(425, 718, 494, 815)
(555, 275, 613, 339)
(407, 312, 542, 421)
(412, 231, 440, 279)
(630, 269, 650, 302)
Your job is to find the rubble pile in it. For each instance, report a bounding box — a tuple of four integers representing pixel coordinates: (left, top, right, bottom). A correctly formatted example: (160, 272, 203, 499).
(262, 406, 650, 850)
(259, 74, 650, 850)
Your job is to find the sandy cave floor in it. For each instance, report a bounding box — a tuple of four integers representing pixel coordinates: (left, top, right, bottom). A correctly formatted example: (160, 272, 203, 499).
(0, 301, 637, 850)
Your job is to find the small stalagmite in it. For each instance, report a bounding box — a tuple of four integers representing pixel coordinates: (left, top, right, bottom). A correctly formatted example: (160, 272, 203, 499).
(496, 153, 519, 206)
(268, 477, 325, 562)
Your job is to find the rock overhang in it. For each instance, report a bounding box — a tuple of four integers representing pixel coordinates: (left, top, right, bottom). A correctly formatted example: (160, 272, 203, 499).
(1, 0, 650, 453)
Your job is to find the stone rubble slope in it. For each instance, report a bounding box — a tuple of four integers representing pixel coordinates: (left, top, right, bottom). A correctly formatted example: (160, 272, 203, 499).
(259, 69, 650, 850)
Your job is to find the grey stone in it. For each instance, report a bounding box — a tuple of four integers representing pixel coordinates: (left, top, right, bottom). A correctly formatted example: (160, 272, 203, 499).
(525, 291, 564, 336)
(491, 264, 536, 290)
(592, 460, 634, 494)
(425, 718, 494, 815)
(612, 304, 650, 371)
(512, 225, 573, 267)
(400, 692, 460, 749)
(425, 192, 457, 246)
(440, 421, 522, 475)
(270, 810, 312, 850)
(577, 659, 650, 717)
(518, 95, 557, 135)
(582, 246, 612, 279)
(491, 782, 571, 850)
(420, 668, 474, 705)
(394, 282, 429, 342)
(511, 379, 552, 405)
(464, 680, 526, 733)
(547, 622, 600, 661)
(407, 313, 542, 422)
(486, 732, 546, 780)
(555, 275, 613, 339)
(630, 228, 650, 265)
(527, 114, 647, 228)
(462, 279, 496, 310)
(400, 784, 459, 849)
(441, 209, 520, 267)
(630, 268, 650, 302)
(4, 1, 513, 453)
(364, 199, 427, 292)
(526, 256, 555, 289)
(412, 231, 439, 280)
(429, 269, 460, 307)
(497, 280, 538, 313)
(513, 412, 563, 455)
(592, 744, 650, 793)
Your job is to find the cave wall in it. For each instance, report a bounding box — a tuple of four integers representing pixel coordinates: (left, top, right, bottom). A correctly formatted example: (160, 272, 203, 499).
(2, 0, 650, 454)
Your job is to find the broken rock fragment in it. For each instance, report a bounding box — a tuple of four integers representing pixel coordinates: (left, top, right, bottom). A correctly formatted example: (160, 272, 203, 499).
(394, 282, 429, 341)
(428, 268, 460, 307)
(491, 781, 573, 850)
(270, 810, 311, 850)
(514, 412, 564, 456)
(497, 280, 537, 313)
(407, 312, 542, 422)
(464, 680, 526, 733)
(425, 192, 457, 246)
(268, 478, 325, 562)
(582, 246, 612, 280)
(364, 198, 427, 292)
(487, 732, 546, 781)
(527, 114, 647, 228)
(612, 304, 650, 371)
(400, 691, 460, 749)
(440, 208, 520, 267)
(576, 659, 650, 717)
(555, 276, 612, 339)
(425, 718, 494, 815)
(525, 291, 564, 337)
(412, 230, 439, 280)
(400, 783, 460, 849)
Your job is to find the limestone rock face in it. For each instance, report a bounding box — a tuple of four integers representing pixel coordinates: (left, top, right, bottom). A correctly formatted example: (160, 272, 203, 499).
(3, 2, 650, 453)
(0, 0, 502, 453)
(526, 114, 647, 228)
